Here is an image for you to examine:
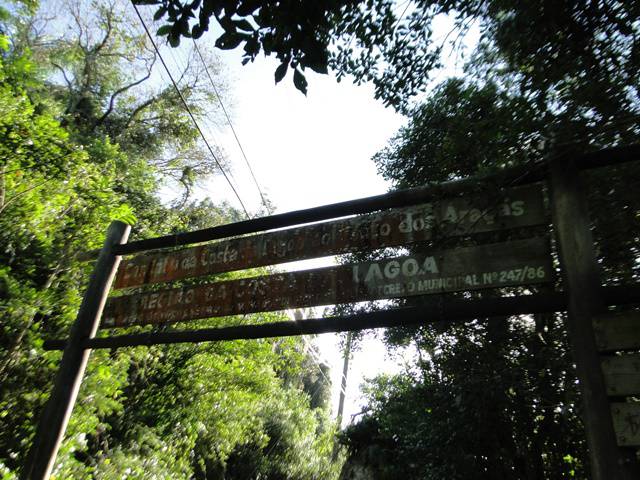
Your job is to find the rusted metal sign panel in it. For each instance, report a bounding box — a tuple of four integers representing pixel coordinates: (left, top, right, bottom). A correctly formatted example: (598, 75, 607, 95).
(601, 354, 640, 396)
(114, 184, 546, 289)
(103, 237, 553, 328)
(593, 310, 640, 352)
(611, 403, 640, 447)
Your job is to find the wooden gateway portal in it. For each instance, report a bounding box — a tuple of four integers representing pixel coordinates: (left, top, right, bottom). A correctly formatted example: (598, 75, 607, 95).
(22, 146, 640, 480)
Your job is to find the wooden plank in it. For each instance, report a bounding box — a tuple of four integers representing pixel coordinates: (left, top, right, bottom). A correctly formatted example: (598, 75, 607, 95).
(114, 184, 546, 289)
(110, 145, 640, 258)
(550, 156, 638, 479)
(103, 237, 553, 328)
(602, 354, 640, 396)
(611, 403, 640, 447)
(594, 311, 640, 352)
(42, 284, 640, 351)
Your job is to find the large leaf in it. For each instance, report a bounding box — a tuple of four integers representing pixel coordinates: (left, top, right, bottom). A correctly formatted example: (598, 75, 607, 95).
(153, 6, 167, 21)
(215, 31, 244, 50)
(168, 32, 181, 47)
(233, 19, 254, 32)
(156, 25, 172, 36)
(192, 24, 204, 39)
(293, 68, 308, 95)
(243, 37, 260, 56)
(274, 62, 288, 84)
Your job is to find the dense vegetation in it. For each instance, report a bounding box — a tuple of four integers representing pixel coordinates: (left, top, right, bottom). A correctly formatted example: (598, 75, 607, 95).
(2, 0, 639, 478)
(335, 3, 640, 479)
(0, 1, 339, 478)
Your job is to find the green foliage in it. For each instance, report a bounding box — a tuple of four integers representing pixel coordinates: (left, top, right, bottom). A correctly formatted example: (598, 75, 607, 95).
(337, 2, 639, 476)
(0, 4, 341, 477)
(18, 0, 229, 199)
(137, 0, 347, 94)
(148, 0, 640, 119)
(0, 38, 76, 177)
(338, 72, 640, 478)
(373, 79, 544, 187)
(0, 34, 139, 475)
(342, 314, 587, 479)
(41, 329, 338, 479)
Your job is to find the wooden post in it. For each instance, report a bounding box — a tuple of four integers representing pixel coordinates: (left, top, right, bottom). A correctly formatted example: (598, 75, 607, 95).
(549, 157, 637, 479)
(20, 221, 130, 480)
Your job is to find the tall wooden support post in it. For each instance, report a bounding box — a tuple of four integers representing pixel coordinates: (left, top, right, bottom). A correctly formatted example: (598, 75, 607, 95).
(20, 221, 130, 480)
(549, 158, 635, 479)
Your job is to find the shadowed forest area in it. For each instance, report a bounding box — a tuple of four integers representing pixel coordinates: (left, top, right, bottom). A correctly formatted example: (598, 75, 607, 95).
(1, 0, 640, 479)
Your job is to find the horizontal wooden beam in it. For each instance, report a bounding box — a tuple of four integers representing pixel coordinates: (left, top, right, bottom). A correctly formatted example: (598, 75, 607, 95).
(579, 144, 640, 170)
(42, 284, 640, 351)
(113, 166, 546, 256)
(110, 145, 638, 257)
(45, 292, 567, 350)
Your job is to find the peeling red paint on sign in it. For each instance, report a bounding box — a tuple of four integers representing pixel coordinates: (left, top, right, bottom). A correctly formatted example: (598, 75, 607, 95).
(103, 237, 553, 328)
(114, 184, 546, 289)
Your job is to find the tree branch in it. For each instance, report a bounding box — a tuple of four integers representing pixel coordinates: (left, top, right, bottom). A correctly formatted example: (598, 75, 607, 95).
(51, 62, 74, 91)
(92, 8, 114, 55)
(93, 54, 157, 128)
(120, 96, 159, 132)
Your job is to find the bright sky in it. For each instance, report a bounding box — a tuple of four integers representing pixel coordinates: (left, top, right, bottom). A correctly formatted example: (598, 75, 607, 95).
(206, 57, 402, 213)
(205, 50, 408, 426)
(174, 13, 478, 427)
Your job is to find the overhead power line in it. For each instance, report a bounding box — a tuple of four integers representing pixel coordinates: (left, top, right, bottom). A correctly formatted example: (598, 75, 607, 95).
(159, 40, 246, 189)
(131, 2, 251, 219)
(192, 40, 272, 214)
(134, 1, 345, 423)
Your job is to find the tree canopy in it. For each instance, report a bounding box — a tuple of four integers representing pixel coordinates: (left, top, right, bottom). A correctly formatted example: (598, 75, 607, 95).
(327, 1, 638, 479)
(144, 0, 639, 118)
(337, 81, 639, 480)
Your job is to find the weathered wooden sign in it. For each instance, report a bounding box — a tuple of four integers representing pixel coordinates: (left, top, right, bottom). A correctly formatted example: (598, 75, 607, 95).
(31, 150, 640, 480)
(593, 310, 640, 352)
(601, 354, 640, 396)
(103, 237, 553, 328)
(610, 402, 640, 447)
(114, 184, 546, 289)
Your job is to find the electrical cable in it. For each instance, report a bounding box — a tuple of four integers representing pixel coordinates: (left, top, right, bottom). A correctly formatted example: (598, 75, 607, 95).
(192, 39, 273, 214)
(158, 37, 244, 189)
(131, 2, 251, 219)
